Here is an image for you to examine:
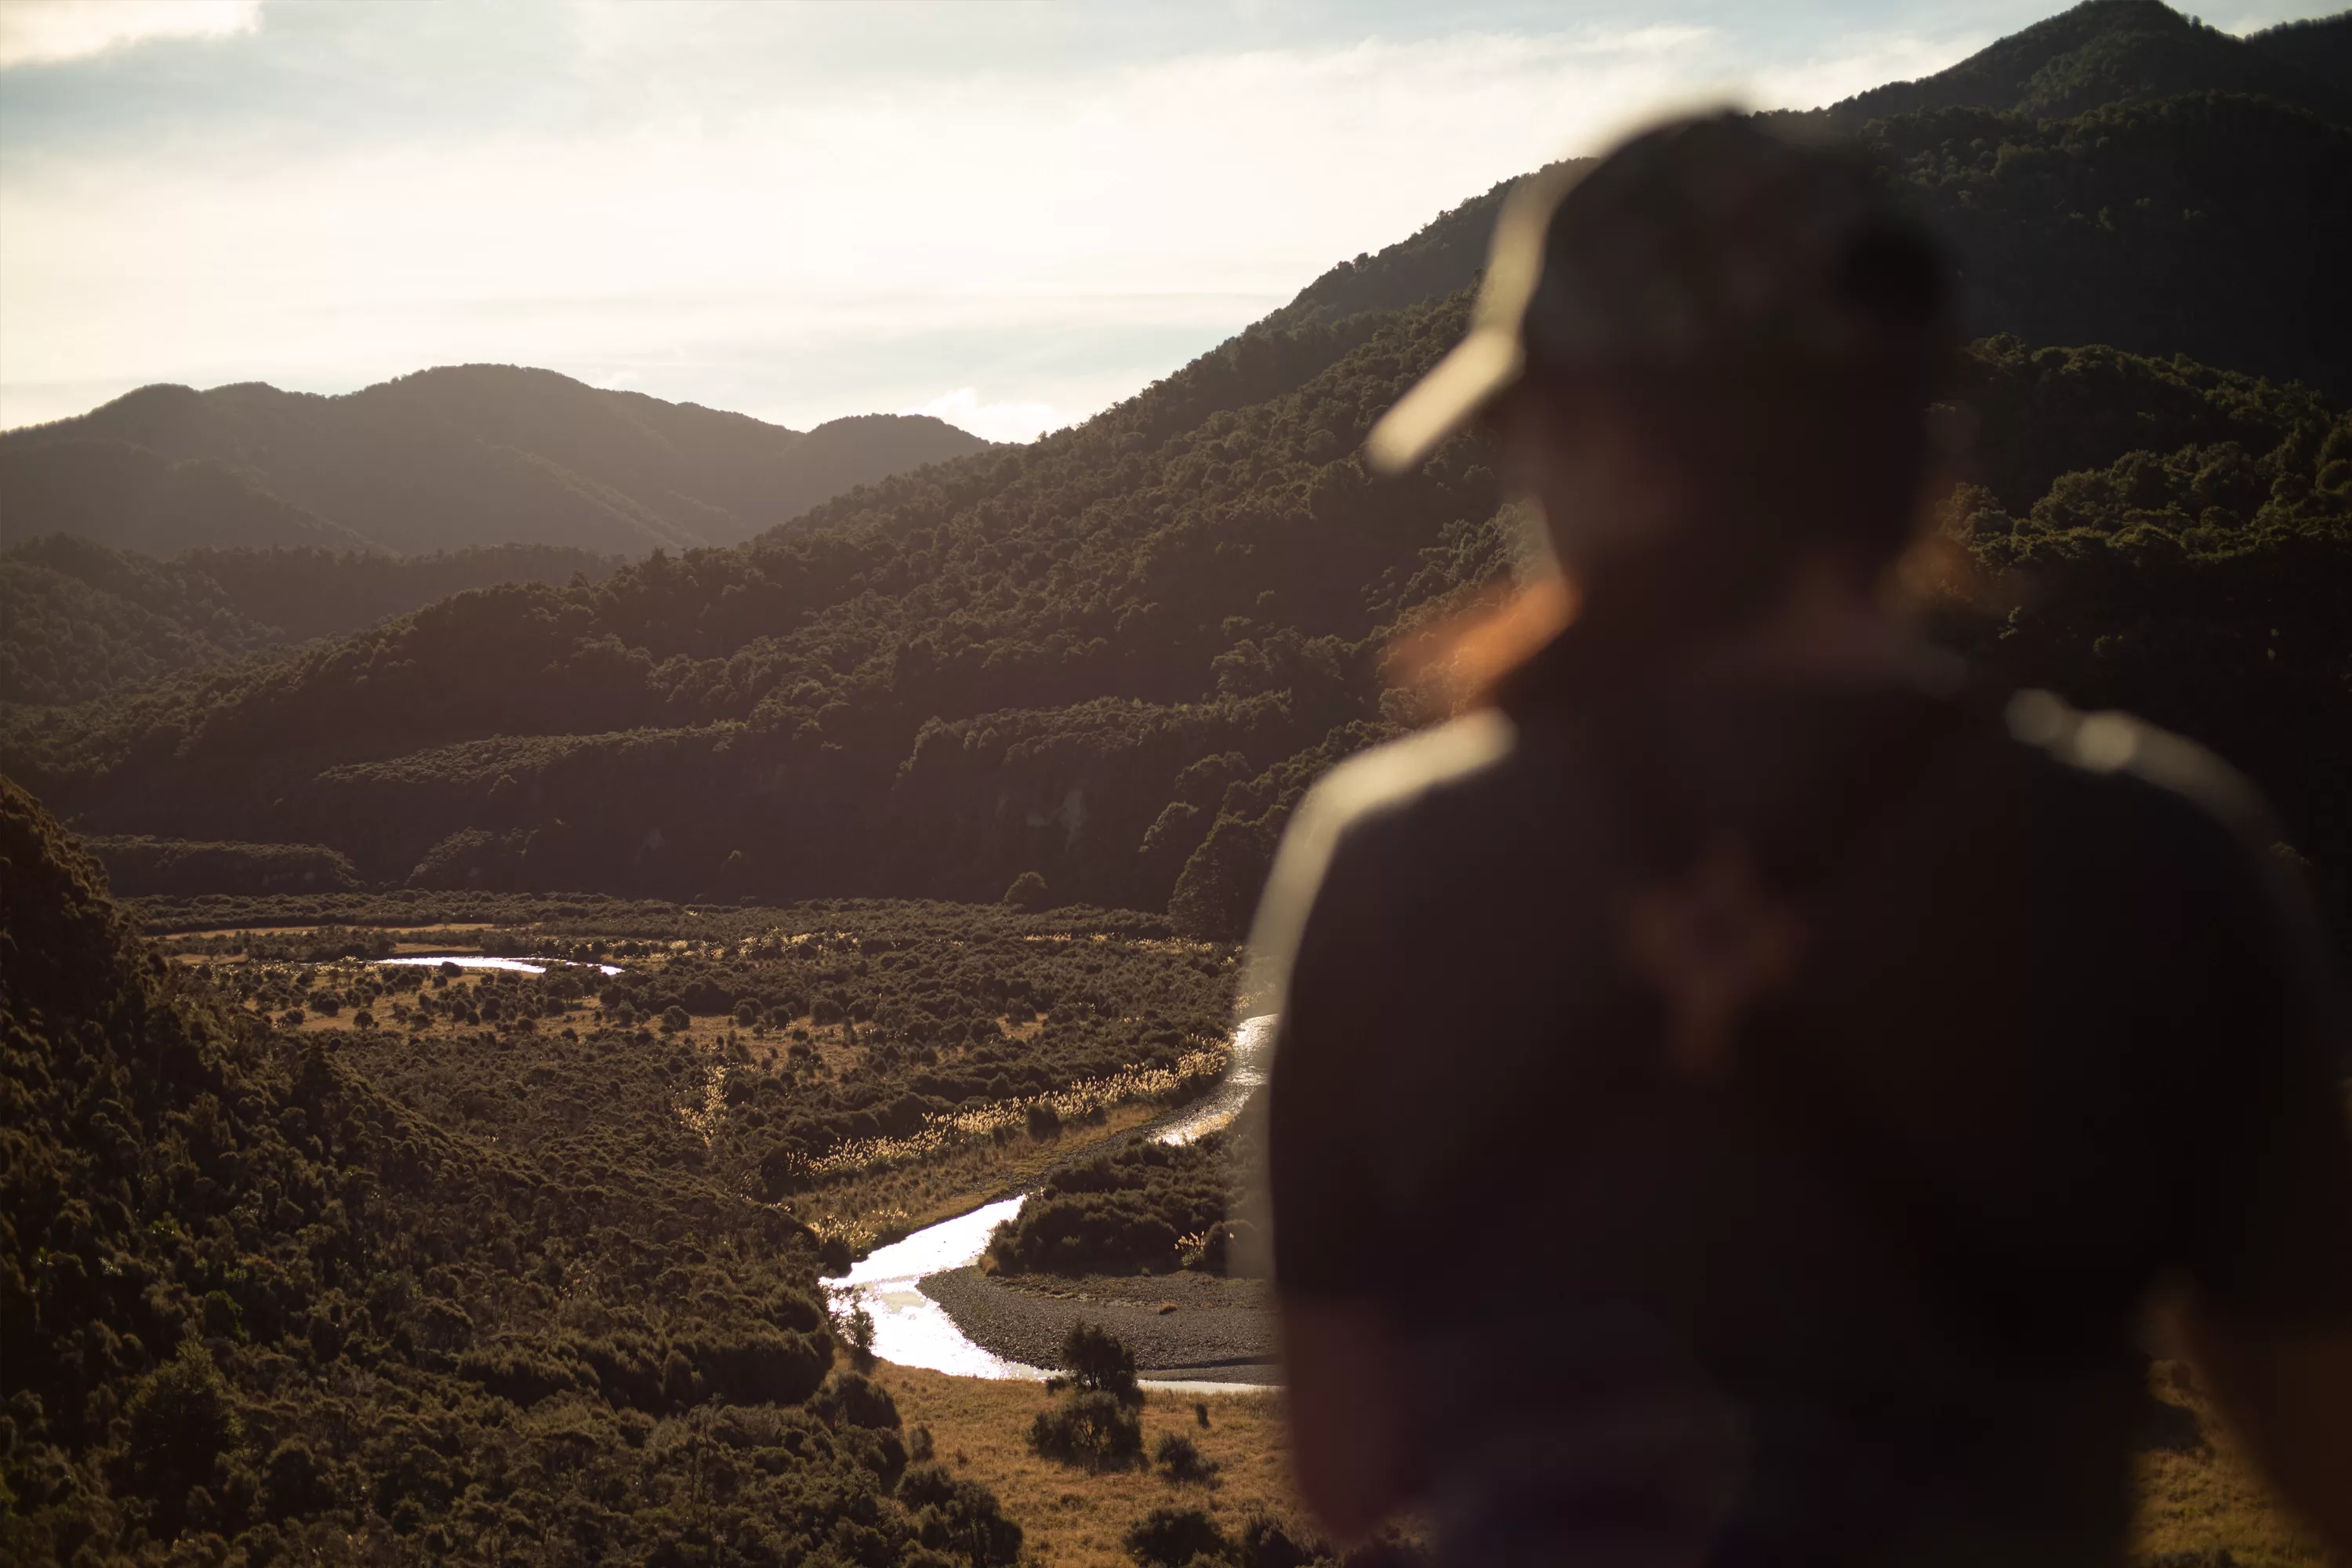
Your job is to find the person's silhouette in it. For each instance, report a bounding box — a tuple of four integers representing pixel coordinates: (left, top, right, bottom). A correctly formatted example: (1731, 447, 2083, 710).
(1254, 112, 2352, 1565)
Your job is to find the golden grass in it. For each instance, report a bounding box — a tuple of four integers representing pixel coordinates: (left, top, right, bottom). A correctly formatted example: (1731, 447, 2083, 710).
(803, 1044, 1228, 1181)
(2127, 1356, 2329, 1566)
(873, 1362, 1305, 1568)
(880, 1352, 2327, 1568)
(800, 1102, 1168, 1250)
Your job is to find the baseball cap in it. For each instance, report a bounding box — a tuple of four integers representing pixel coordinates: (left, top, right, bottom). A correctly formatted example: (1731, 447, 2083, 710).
(1364, 112, 1949, 475)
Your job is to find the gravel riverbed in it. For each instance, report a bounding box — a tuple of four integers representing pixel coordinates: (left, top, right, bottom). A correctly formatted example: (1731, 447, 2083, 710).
(919, 1266, 1278, 1383)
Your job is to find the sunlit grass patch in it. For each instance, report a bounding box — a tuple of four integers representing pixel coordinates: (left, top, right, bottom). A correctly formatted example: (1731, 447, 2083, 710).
(874, 1362, 1301, 1568)
(804, 1043, 1229, 1180)
(2129, 1356, 2328, 1566)
(801, 1100, 1168, 1251)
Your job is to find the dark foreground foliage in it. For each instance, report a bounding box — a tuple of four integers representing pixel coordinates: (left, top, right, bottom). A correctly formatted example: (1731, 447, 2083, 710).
(0, 778, 1024, 1565)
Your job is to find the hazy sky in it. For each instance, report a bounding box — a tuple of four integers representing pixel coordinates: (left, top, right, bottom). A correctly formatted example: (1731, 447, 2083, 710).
(0, 0, 2323, 440)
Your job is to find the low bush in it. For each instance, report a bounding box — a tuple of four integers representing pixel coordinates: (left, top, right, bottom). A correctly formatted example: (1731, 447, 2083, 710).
(1153, 1430, 1220, 1485)
(900, 1461, 1025, 1565)
(1062, 1319, 1141, 1403)
(991, 1134, 1232, 1275)
(1126, 1504, 1233, 1566)
(1029, 1389, 1144, 1471)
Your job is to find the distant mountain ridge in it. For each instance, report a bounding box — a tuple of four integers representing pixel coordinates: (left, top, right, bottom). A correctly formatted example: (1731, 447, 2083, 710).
(0, 535, 626, 706)
(0, 365, 993, 556)
(1828, 0, 2351, 125)
(4, 0, 2347, 957)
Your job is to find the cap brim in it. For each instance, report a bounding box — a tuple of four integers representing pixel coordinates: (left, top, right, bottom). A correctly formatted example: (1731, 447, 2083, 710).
(1363, 327, 1525, 476)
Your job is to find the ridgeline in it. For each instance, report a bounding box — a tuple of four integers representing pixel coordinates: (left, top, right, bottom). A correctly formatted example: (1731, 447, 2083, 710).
(6, 24, 2345, 946)
(0, 366, 991, 557)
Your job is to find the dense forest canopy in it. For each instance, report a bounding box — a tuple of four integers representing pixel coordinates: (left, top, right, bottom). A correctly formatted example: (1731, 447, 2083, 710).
(1825, 0, 2352, 125)
(0, 367, 993, 557)
(1, 539, 627, 706)
(0, 779, 1047, 1565)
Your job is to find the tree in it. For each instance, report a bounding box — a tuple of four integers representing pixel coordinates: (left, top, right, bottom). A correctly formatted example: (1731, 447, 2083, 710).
(1061, 1319, 1140, 1403)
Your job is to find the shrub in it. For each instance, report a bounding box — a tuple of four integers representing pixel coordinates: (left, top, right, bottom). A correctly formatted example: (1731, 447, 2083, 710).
(1124, 1504, 1232, 1566)
(1153, 1430, 1219, 1485)
(123, 1341, 241, 1515)
(1238, 1513, 1326, 1568)
(900, 1462, 1025, 1565)
(261, 1438, 335, 1521)
(991, 1134, 1232, 1276)
(1061, 1319, 1139, 1403)
(813, 1368, 900, 1430)
(1029, 1389, 1142, 1470)
(845, 1302, 878, 1371)
(1002, 870, 1051, 910)
(689, 1326, 829, 1406)
(457, 1334, 591, 1405)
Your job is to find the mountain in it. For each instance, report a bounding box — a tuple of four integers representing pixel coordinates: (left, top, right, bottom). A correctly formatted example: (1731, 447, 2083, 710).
(2, 3, 2347, 951)
(1, 536, 626, 706)
(2246, 11, 2352, 91)
(1259, 93, 2352, 400)
(1826, 0, 2352, 125)
(0, 365, 993, 556)
(0, 439, 369, 553)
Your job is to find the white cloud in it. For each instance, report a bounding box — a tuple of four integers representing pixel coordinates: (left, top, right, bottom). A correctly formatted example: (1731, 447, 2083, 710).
(903, 388, 1073, 445)
(0, 8, 2004, 432)
(0, 0, 260, 69)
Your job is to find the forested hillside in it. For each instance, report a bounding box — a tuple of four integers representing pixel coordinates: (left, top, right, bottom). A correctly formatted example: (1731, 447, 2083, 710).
(0, 440, 369, 554)
(1826, 0, 2351, 125)
(2245, 11, 2352, 89)
(0, 779, 1043, 1563)
(0, 366, 992, 557)
(1268, 91, 2352, 398)
(3, 1, 2346, 954)
(1, 538, 626, 706)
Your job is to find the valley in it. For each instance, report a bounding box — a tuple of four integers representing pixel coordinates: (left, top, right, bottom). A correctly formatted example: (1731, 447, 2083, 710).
(6, 2, 2350, 1563)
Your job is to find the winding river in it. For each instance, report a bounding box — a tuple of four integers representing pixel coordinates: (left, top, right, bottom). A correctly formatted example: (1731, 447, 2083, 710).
(834, 1014, 1277, 1385)
(373, 953, 623, 976)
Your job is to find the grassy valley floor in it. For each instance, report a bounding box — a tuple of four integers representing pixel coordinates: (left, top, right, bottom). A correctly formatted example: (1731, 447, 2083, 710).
(873, 1362, 1308, 1568)
(121, 898, 2336, 1564)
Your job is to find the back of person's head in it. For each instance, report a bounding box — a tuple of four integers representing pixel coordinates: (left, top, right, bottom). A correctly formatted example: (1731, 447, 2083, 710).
(1372, 112, 1958, 674)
